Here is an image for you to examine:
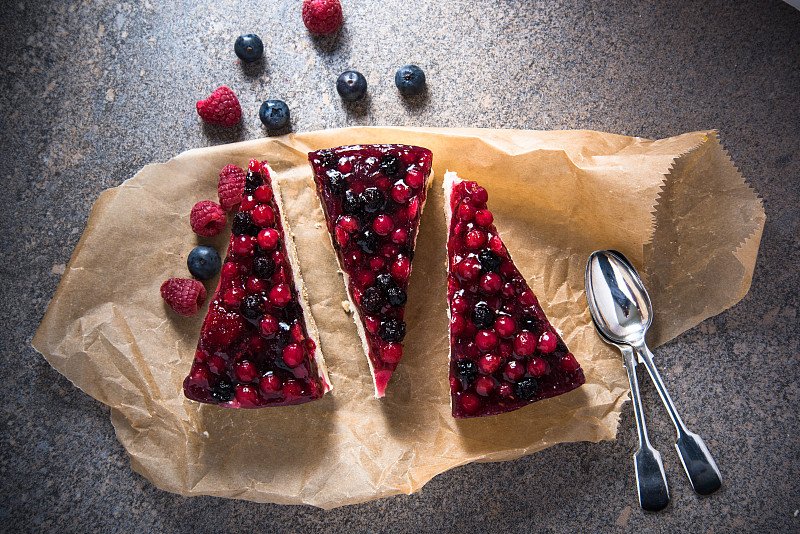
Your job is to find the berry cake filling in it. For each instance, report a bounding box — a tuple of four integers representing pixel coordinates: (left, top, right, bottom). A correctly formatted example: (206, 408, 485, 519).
(308, 144, 433, 397)
(444, 172, 585, 418)
(183, 160, 331, 408)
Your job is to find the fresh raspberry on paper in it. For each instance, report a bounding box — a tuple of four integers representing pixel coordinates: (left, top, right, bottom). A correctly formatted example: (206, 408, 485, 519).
(302, 0, 343, 34)
(160, 278, 207, 316)
(217, 164, 246, 211)
(190, 200, 226, 237)
(196, 86, 242, 127)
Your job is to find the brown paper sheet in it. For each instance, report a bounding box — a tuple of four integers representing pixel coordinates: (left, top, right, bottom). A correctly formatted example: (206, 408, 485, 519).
(32, 127, 765, 509)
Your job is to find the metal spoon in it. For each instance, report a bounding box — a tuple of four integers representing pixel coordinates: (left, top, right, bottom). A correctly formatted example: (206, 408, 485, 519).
(586, 265, 670, 511)
(586, 250, 723, 497)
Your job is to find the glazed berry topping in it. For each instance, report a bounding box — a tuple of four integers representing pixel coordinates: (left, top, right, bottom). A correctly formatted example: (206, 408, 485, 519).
(182, 161, 330, 408)
(308, 145, 433, 397)
(445, 173, 585, 418)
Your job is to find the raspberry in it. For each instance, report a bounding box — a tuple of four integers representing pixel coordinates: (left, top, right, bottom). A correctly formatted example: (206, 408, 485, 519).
(196, 86, 242, 127)
(160, 278, 207, 316)
(217, 164, 246, 211)
(190, 200, 226, 237)
(302, 0, 343, 34)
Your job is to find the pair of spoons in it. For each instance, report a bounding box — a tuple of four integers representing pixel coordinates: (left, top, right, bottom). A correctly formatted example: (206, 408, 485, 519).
(584, 250, 722, 511)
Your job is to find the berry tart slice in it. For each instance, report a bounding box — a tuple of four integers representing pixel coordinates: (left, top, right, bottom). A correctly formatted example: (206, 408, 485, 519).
(183, 160, 331, 408)
(308, 144, 434, 397)
(444, 172, 585, 418)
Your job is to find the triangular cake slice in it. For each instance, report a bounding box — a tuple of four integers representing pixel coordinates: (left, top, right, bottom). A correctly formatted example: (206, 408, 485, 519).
(183, 160, 331, 407)
(443, 171, 585, 418)
(308, 144, 434, 397)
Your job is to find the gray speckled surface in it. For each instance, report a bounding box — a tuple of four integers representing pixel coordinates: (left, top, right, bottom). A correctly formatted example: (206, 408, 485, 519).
(1, 0, 798, 531)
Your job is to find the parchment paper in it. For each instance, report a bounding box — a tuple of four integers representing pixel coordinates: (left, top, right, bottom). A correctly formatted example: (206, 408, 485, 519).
(32, 127, 765, 509)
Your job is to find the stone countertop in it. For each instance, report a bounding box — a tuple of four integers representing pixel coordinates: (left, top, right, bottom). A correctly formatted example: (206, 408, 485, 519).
(1, 0, 798, 531)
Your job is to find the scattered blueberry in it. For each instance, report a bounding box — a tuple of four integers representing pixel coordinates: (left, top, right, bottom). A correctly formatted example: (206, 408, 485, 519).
(336, 70, 368, 102)
(187, 246, 221, 280)
(395, 65, 426, 96)
(259, 100, 291, 131)
(234, 34, 264, 63)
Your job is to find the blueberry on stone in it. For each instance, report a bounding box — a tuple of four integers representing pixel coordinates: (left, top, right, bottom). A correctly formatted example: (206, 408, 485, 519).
(259, 99, 291, 132)
(361, 287, 385, 314)
(360, 187, 384, 213)
(233, 212, 257, 236)
(471, 302, 495, 329)
(456, 359, 478, 383)
(212, 378, 235, 402)
(395, 65, 426, 96)
(478, 250, 502, 273)
(234, 34, 264, 63)
(253, 255, 276, 280)
(336, 70, 368, 102)
(514, 377, 538, 400)
(241, 294, 266, 320)
(386, 286, 407, 307)
(326, 169, 346, 194)
(355, 229, 378, 254)
(187, 246, 221, 280)
(379, 318, 406, 342)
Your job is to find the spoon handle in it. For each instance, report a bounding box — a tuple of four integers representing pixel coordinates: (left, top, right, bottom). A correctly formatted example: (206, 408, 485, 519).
(621, 345, 670, 511)
(632, 341, 723, 496)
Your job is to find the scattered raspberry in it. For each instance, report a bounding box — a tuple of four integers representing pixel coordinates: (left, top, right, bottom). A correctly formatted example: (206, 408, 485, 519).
(196, 86, 242, 127)
(190, 200, 226, 237)
(302, 0, 343, 34)
(160, 278, 207, 316)
(217, 164, 246, 211)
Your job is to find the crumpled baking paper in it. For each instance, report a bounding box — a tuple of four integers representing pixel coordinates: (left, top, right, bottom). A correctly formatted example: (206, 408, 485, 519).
(32, 127, 764, 509)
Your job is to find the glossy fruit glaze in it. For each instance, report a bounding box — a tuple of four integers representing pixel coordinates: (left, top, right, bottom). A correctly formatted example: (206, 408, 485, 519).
(183, 160, 329, 408)
(445, 174, 585, 418)
(308, 144, 433, 396)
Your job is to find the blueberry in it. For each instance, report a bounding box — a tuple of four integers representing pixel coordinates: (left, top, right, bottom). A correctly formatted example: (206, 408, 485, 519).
(514, 377, 538, 400)
(336, 70, 368, 102)
(519, 314, 538, 332)
(319, 150, 338, 169)
(326, 169, 345, 195)
(379, 154, 400, 176)
(211, 378, 235, 402)
(386, 286, 407, 307)
(234, 34, 264, 63)
(259, 100, 291, 131)
(253, 255, 276, 280)
(343, 190, 364, 214)
(360, 187, 384, 213)
(375, 274, 396, 293)
(395, 65, 426, 96)
(471, 302, 495, 329)
(355, 229, 378, 254)
(478, 250, 502, 273)
(361, 287, 385, 314)
(244, 170, 263, 192)
(241, 294, 266, 320)
(379, 318, 406, 342)
(187, 246, 221, 280)
(456, 360, 478, 383)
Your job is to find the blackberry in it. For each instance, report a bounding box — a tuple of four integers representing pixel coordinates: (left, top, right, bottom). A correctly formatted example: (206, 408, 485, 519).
(343, 190, 364, 214)
(386, 286, 407, 307)
(326, 169, 346, 194)
(456, 359, 478, 383)
(478, 250, 502, 273)
(253, 255, 276, 280)
(244, 171, 263, 192)
(375, 273, 396, 293)
(379, 154, 400, 176)
(379, 318, 406, 342)
(241, 294, 266, 320)
(319, 150, 338, 169)
(514, 377, 538, 400)
(355, 230, 378, 254)
(471, 302, 495, 329)
(361, 287, 385, 313)
(232, 212, 257, 236)
(360, 187, 384, 213)
(211, 378, 235, 402)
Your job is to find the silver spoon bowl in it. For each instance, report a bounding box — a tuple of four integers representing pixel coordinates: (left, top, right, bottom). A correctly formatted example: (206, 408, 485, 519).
(586, 250, 723, 498)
